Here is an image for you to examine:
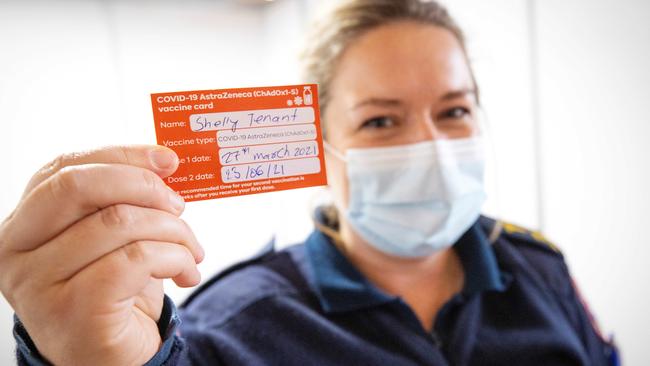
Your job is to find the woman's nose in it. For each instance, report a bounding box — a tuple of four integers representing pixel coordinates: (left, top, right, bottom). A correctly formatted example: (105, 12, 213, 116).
(414, 114, 443, 142)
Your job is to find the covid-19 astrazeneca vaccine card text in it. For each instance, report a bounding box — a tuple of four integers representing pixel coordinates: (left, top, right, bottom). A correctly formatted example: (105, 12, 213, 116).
(151, 84, 327, 202)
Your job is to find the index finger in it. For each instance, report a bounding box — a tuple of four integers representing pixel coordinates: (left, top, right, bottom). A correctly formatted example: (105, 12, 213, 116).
(22, 145, 179, 199)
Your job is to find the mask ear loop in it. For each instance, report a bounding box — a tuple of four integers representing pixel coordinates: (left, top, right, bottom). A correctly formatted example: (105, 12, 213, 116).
(322, 140, 347, 162)
(310, 140, 346, 222)
(306, 140, 346, 244)
(476, 107, 504, 233)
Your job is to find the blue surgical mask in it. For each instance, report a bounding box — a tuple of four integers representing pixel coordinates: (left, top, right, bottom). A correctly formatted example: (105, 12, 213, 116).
(325, 137, 486, 258)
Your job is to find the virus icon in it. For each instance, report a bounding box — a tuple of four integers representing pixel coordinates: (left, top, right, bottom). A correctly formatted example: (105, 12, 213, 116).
(286, 99, 293, 106)
(294, 96, 303, 106)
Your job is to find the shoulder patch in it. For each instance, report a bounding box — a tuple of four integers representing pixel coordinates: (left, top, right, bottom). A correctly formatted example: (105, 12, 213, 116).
(499, 221, 563, 255)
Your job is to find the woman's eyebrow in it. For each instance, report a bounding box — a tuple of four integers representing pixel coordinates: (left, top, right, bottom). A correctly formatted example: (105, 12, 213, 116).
(351, 98, 403, 110)
(351, 89, 476, 110)
(441, 88, 477, 101)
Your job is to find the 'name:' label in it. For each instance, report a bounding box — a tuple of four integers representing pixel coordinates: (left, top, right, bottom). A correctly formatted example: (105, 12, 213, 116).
(151, 84, 327, 202)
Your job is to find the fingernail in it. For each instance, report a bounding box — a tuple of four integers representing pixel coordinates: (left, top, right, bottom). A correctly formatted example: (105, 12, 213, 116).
(197, 244, 205, 263)
(168, 189, 185, 213)
(150, 149, 177, 170)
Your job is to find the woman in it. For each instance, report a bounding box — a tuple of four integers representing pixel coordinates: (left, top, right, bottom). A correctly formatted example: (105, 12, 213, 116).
(1, 0, 617, 365)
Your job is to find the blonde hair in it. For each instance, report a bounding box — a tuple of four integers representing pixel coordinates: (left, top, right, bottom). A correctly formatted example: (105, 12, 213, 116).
(301, 0, 476, 118)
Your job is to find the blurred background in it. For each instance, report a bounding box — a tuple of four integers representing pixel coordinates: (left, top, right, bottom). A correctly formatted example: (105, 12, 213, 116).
(0, 0, 648, 364)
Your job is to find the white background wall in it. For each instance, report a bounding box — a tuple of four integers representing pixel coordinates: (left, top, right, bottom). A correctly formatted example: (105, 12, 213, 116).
(534, 0, 650, 362)
(0, 0, 647, 364)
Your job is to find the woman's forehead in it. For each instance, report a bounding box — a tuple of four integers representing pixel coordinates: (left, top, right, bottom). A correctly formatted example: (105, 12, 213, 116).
(332, 21, 475, 103)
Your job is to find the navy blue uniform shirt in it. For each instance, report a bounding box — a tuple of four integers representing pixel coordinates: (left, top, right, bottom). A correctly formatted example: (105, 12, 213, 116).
(15, 215, 619, 365)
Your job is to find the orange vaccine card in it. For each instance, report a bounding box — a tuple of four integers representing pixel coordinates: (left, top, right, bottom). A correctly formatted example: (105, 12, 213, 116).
(151, 84, 327, 202)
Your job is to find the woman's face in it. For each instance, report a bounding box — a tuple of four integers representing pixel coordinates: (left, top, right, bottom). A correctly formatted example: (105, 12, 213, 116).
(324, 21, 479, 211)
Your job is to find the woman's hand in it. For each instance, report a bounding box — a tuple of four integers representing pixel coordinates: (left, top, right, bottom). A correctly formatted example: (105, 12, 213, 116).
(0, 145, 204, 366)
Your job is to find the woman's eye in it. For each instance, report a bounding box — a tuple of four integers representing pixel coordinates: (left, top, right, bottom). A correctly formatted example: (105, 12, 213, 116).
(441, 107, 471, 120)
(360, 116, 395, 129)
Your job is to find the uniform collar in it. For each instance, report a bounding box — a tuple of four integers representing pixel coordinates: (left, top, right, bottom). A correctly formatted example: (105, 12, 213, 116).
(305, 214, 508, 314)
(456, 217, 508, 295)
